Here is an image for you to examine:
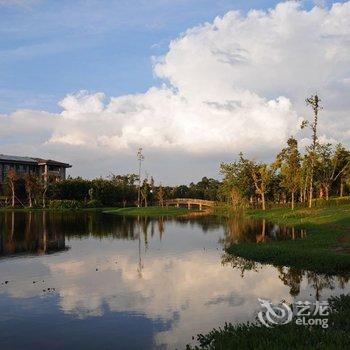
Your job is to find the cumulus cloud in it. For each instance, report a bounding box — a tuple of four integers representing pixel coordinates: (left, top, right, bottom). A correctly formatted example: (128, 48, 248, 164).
(1, 1, 350, 181)
(49, 88, 297, 156)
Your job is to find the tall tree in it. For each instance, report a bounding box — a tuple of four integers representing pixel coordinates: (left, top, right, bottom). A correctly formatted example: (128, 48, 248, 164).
(346, 170, 350, 196)
(40, 174, 57, 208)
(333, 144, 350, 197)
(249, 161, 274, 211)
(300, 155, 312, 204)
(157, 184, 165, 207)
(140, 178, 150, 207)
(301, 94, 322, 208)
(275, 137, 301, 210)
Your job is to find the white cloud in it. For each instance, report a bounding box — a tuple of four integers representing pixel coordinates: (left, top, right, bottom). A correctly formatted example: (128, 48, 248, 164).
(48, 87, 297, 156)
(1, 1, 350, 181)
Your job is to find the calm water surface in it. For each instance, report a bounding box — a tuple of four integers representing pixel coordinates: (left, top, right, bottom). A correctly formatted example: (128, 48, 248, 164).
(0, 211, 348, 349)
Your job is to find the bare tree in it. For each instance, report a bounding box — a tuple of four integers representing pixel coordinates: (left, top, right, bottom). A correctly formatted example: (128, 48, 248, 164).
(137, 148, 144, 208)
(24, 174, 39, 208)
(301, 94, 322, 208)
(6, 169, 17, 208)
(40, 173, 57, 208)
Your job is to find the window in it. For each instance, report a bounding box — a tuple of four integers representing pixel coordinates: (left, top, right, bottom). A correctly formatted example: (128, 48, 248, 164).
(49, 165, 60, 172)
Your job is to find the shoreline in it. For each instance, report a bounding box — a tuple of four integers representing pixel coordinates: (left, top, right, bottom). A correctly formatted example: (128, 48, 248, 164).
(224, 204, 350, 275)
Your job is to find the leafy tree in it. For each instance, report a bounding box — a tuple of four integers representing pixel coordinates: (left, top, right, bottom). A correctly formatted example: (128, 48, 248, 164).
(344, 165, 350, 197)
(140, 178, 151, 207)
(249, 161, 274, 211)
(266, 172, 284, 204)
(315, 143, 350, 200)
(157, 184, 165, 207)
(51, 177, 91, 201)
(92, 178, 119, 206)
(110, 174, 138, 206)
(275, 137, 301, 210)
(172, 185, 190, 198)
(190, 177, 220, 200)
(333, 144, 350, 197)
(220, 154, 255, 207)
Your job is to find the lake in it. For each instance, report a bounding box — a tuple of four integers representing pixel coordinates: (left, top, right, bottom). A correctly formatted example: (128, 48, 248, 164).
(0, 211, 348, 349)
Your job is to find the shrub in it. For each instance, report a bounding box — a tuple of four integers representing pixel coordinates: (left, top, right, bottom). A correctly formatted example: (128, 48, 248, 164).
(50, 177, 91, 201)
(187, 294, 350, 350)
(48, 199, 83, 209)
(86, 199, 103, 208)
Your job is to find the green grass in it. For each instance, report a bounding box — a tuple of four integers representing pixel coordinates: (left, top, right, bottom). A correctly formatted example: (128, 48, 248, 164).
(103, 206, 191, 216)
(225, 203, 350, 275)
(189, 202, 350, 349)
(187, 294, 350, 350)
(0, 205, 191, 216)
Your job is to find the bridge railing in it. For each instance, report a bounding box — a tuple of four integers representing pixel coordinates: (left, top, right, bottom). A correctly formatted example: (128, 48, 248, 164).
(164, 198, 215, 207)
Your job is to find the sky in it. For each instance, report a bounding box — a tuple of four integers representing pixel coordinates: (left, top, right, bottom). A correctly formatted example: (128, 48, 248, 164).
(0, 0, 349, 184)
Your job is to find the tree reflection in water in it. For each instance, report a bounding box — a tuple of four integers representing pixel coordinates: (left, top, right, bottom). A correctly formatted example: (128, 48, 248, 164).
(220, 213, 306, 247)
(0, 211, 222, 259)
(2, 210, 339, 301)
(0, 211, 67, 256)
(0, 211, 349, 350)
(222, 254, 349, 300)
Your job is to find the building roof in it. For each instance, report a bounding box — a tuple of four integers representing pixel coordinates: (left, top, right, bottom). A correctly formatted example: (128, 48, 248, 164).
(0, 154, 71, 168)
(0, 154, 37, 164)
(34, 158, 72, 168)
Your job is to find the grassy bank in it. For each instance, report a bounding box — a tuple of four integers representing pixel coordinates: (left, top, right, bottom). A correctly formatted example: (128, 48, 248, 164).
(187, 294, 350, 349)
(103, 206, 191, 216)
(225, 203, 350, 275)
(0, 207, 115, 212)
(0, 205, 192, 216)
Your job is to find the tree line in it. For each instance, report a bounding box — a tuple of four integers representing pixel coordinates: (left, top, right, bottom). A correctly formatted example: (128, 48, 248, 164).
(1, 95, 349, 211)
(0, 172, 220, 209)
(219, 95, 350, 210)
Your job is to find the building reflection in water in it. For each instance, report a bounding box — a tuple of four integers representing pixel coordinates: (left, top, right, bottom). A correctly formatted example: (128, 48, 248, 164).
(0, 211, 67, 256)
